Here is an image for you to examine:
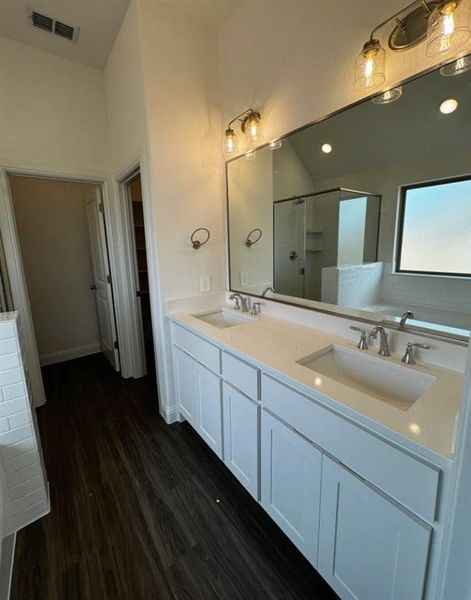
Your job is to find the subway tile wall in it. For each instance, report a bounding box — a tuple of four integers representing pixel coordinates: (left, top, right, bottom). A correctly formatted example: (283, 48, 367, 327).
(0, 312, 49, 536)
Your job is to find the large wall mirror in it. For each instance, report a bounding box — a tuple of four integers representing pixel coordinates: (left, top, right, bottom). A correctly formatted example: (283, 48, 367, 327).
(227, 56, 471, 343)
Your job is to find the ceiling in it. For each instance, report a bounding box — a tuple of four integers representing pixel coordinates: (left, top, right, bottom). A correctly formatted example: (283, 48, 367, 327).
(0, 0, 131, 69)
(0, 0, 240, 69)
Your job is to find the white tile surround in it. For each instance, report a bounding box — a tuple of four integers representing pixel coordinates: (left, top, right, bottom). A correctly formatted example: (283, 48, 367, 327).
(0, 312, 49, 536)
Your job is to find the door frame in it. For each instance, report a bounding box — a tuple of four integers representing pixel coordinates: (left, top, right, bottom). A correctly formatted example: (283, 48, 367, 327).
(114, 161, 147, 378)
(0, 164, 136, 405)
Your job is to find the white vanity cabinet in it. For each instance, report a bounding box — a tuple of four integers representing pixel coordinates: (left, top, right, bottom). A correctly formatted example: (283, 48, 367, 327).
(318, 456, 431, 600)
(222, 382, 259, 499)
(170, 319, 445, 600)
(172, 342, 223, 458)
(261, 410, 322, 565)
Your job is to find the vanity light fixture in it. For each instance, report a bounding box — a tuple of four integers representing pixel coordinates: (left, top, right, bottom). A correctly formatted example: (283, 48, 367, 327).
(321, 143, 333, 154)
(269, 140, 282, 150)
(439, 97, 458, 112)
(354, 0, 471, 90)
(372, 85, 403, 104)
(223, 108, 263, 155)
(440, 53, 471, 74)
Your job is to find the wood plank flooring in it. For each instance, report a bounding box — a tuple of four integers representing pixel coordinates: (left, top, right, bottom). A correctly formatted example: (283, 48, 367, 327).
(11, 354, 339, 600)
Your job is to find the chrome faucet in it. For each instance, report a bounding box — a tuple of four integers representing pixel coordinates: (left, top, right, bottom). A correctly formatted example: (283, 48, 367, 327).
(401, 342, 430, 365)
(399, 311, 415, 329)
(229, 293, 249, 312)
(261, 286, 274, 297)
(369, 326, 391, 357)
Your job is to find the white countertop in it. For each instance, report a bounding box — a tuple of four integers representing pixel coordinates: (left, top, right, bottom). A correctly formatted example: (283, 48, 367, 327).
(169, 306, 464, 466)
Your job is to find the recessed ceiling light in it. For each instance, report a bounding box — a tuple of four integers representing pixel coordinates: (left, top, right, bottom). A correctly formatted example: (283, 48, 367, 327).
(321, 143, 333, 154)
(439, 98, 458, 114)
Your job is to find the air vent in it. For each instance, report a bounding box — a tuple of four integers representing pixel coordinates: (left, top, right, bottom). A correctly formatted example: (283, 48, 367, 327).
(54, 21, 74, 41)
(27, 8, 79, 43)
(31, 11, 53, 33)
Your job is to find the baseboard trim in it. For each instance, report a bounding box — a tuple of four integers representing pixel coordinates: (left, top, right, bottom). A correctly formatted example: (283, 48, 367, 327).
(39, 343, 102, 366)
(162, 403, 179, 424)
(0, 533, 16, 600)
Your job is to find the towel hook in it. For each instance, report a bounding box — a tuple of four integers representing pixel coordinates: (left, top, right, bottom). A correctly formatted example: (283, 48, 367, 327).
(245, 228, 262, 247)
(191, 227, 210, 249)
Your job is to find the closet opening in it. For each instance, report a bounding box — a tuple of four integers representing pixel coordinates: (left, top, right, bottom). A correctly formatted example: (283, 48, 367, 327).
(8, 175, 120, 371)
(125, 172, 156, 389)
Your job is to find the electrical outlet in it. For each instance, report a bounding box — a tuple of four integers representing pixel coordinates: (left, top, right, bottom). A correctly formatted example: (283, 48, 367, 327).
(240, 271, 249, 286)
(200, 275, 211, 294)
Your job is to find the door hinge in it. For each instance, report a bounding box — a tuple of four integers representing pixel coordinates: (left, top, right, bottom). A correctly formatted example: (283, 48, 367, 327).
(107, 274, 112, 284)
(99, 203, 104, 213)
(114, 340, 119, 349)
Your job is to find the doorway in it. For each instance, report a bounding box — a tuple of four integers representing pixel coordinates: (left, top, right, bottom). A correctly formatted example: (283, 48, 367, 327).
(9, 175, 120, 370)
(126, 172, 156, 387)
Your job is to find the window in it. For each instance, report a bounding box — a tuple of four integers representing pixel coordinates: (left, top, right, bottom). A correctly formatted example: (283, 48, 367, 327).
(396, 177, 471, 277)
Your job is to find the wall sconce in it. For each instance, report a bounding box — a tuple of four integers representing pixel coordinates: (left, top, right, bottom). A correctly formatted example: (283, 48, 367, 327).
(354, 0, 471, 91)
(224, 108, 263, 155)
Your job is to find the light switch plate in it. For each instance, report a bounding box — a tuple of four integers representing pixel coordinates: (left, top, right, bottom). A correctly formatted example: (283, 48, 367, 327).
(200, 275, 211, 294)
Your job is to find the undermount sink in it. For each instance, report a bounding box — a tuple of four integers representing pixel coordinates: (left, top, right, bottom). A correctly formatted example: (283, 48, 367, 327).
(296, 345, 436, 410)
(193, 308, 252, 329)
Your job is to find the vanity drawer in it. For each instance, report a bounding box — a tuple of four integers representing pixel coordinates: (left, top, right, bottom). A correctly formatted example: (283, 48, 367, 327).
(172, 323, 220, 373)
(261, 374, 439, 524)
(222, 352, 259, 400)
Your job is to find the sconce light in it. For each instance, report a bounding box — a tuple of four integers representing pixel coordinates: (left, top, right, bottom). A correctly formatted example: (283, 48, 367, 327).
(354, 39, 386, 90)
(427, 0, 471, 55)
(223, 108, 263, 155)
(354, 0, 471, 91)
(440, 53, 471, 73)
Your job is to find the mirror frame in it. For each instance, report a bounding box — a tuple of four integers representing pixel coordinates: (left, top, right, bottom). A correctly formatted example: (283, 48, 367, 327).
(225, 53, 471, 346)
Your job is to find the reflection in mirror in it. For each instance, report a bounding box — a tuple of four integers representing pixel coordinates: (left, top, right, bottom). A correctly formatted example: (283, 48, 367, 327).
(273, 189, 380, 301)
(227, 57, 471, 341)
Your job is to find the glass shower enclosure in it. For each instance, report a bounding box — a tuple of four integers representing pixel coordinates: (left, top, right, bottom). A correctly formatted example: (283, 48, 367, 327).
(273, 188, 381, 301)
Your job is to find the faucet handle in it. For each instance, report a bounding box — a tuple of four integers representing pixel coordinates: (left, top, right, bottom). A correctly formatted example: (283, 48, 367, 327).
(232, 296, 241, 310)
(350, 326, 368, 350)
(401, 342, 430, 365)
(251, 302, 264, 316)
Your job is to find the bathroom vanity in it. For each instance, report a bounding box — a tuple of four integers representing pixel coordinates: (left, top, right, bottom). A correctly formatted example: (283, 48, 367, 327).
(169, 307, 462, 600)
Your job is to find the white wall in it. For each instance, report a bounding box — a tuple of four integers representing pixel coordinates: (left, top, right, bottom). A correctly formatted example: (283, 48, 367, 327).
(138, 0, 225, 302)
(10, 177, 101, 364)
(104, 1, 147, 172)
(0, 35, 109, 176)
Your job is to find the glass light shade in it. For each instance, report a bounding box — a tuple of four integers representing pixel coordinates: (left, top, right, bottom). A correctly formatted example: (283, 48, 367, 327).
(244, 111, 262, 143)
(440, 53, 471, 75)
(372, 86, 402, 104)
(269, 140, 282, 150)
(224, 127, 237, 154)
(244, 151, 256, 160)
(354, 39, 385, 90)
(426, 0, 471, 56)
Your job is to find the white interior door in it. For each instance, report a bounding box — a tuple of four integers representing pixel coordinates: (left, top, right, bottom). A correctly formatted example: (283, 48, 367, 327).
(86, 190, 120, 371)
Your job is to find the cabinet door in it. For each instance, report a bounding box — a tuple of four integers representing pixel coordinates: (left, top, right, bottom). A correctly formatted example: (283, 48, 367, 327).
(318, 456, 431, 600)
(195, 362, 223, 458)
(223, 383, 259, 499)
(174, 347, 196, 425)
(261, 411, 321, 566)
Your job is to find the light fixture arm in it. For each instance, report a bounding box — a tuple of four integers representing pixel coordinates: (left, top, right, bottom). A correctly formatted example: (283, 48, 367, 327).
(227, 108, 257, 129)
(368, 0, 432, 41)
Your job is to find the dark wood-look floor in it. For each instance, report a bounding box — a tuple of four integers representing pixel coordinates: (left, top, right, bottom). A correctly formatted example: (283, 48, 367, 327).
(12, 354, 338, 600)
